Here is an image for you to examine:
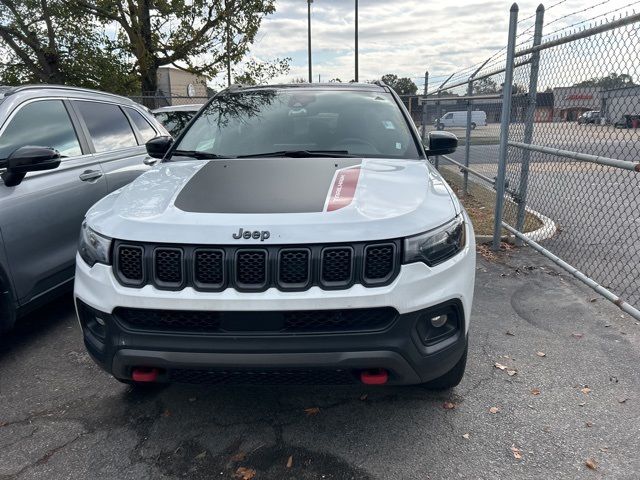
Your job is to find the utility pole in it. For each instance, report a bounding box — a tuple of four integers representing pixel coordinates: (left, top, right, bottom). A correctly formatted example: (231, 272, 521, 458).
(354, 0, 359, 82)
(225, 0, 232, 86)
(308, 0, 313, 83)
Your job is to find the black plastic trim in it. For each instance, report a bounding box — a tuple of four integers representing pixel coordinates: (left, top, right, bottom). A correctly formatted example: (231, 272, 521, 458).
(113, 244, 146, 287)
(362, 242, 399, 287)
(319, 246, 355, 290)
(192, 248, 226, 292)
(234, 249, 269, 292)
(277, 248, 312, 291)
(152, 247, 186, 291)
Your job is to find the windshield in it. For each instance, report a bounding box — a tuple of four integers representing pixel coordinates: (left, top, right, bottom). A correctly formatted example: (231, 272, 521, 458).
(173, 89, 420, 159)
(153, 110, 196, 137)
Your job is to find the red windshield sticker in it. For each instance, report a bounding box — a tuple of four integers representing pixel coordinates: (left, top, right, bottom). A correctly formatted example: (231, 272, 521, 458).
(325, 166, 361, 212)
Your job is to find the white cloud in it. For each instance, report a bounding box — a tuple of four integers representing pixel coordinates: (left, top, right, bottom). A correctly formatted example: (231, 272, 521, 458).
(219, 0, 639, 87)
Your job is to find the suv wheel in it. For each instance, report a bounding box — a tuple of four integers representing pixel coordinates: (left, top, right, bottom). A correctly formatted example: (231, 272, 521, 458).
(421, 343, 468, 390)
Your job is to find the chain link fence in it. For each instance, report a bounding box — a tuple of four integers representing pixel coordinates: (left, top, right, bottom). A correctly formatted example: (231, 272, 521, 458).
(129, 94, 210, 110)
(421, 3, 640, 319)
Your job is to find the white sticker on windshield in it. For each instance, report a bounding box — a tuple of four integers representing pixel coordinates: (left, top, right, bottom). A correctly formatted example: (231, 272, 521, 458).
(383, 120, 396, 130)
(396, 142, 402, 150)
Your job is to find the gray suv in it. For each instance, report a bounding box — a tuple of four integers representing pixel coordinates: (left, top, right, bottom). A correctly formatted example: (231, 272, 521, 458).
(0, 85, 168, 331)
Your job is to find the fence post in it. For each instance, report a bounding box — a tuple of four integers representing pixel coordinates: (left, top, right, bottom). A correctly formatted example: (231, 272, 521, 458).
(514, 4, 545, 243)
(434, 73, 454, 171)
(463, 59, 491, 196)
(421, 71, 429, 141)
(492, 3, 519, 250)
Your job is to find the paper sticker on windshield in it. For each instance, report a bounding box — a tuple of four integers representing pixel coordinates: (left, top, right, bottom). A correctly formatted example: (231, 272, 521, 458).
(324, 166, 361, 212)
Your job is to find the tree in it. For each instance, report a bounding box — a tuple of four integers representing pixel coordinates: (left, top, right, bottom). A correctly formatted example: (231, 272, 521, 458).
(79, 0, 282, 94)
(575, 73, 635, 90)
(381, 74, 418, 96)
(0, 0, 138, 93)
(473, 77, 498, 95)
(233, 57, 290, 86)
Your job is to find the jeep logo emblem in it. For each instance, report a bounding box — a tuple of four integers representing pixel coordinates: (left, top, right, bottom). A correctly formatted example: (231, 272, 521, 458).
(232, 228, 270, 242)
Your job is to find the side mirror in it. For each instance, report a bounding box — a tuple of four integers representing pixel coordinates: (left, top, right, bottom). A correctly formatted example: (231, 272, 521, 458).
(146, 136, 174, 159)
(1, 146, 61, 187)
(424, 131, 458, 157)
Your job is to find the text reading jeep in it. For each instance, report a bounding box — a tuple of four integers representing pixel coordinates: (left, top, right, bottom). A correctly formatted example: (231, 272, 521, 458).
(74, 83, 476, 388)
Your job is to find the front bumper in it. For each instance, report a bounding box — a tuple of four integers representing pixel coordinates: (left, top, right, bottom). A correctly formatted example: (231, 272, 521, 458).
(74, 225, 475, 386)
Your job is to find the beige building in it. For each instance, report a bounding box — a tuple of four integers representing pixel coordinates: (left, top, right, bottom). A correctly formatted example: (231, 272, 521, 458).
(157, 67, 208, 105)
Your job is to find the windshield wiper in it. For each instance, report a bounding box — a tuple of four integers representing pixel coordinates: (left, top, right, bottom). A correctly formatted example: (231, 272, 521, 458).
(171, 150, 232, 160)
(236, 150, 355, 159)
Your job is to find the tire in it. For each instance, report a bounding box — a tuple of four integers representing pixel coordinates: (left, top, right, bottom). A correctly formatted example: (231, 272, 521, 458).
(421, 343, 468, 390)
(470, 122, 477, 130)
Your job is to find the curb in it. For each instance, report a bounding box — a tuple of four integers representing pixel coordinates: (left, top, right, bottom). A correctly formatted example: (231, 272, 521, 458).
(475, 207, 557, 245)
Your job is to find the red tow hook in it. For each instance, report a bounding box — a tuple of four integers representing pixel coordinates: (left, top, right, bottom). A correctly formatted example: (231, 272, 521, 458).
(131, 367, 159, 383)
(360, 369, 389, 385)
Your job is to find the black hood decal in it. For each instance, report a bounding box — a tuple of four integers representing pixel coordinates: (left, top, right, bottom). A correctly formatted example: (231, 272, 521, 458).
(174, 158, 362, 214)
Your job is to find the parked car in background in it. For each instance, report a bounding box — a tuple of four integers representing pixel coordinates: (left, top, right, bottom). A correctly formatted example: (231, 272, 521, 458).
(577, 110, 601, 124)
(614, 114, 640, 129)
(152, 104, 203, 137)
(0, 85, 168, 332)
(75, 83, 476, 389)
(435, 111, 486, 130)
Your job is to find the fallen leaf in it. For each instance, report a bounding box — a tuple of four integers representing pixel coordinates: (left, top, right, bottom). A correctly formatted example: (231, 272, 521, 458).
(507, 369, 518, 376)
(359, 394, 368, 401)
(572, 332, 584, 339)
(578, 402, 586, 407)
(489, 406, 500, 414)
(531, 388, 541, 396)
(442, 401, 456, 410)
(585, 458, 598, 470)
(194, 451, 207, 460)
(462, 433, 470, 440)
(494, 363, 507, 371)
(505, 331, 516, 336)
(618, 397, 628, 404)
(234, 467, 256, 480)
(589, 298, 597, 302)
(304, 407, 320, 416)
(161, 409, 171, 417)
(585, 422, 593, 427)
(286, 456, 293, 468)
(581, 386, 592, 395)
(510, 445, 523, 460)
(231, 452, 247, 462)
(536, 352, 546, 357)
(599, 447, 610, 453)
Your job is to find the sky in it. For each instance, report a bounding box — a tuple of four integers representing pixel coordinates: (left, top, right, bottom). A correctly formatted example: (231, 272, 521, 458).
(217, 0, 640, 88)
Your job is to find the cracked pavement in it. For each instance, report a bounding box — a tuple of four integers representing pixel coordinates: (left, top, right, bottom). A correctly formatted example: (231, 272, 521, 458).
(1, 248, 639, 479)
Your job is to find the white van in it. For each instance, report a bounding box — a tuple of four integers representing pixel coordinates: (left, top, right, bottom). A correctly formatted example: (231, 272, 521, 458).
(436, 111, 487, 130)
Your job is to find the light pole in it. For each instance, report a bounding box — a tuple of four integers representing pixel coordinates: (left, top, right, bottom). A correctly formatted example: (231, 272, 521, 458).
(307, 0, 313, 83)
(354, 0, 359, 82)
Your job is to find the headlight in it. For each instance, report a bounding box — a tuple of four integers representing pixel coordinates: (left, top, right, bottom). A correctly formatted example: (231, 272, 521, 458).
(78, 221, 112, 267)
(403, 215, 465, 266)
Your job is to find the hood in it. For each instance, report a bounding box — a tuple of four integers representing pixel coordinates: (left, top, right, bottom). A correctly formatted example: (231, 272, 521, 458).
(86, 157, 459, 244)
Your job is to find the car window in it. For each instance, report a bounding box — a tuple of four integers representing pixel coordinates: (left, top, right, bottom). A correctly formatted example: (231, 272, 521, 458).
(444, 113, 453, 119)
(74, 101, 137, 153)
(124, 107, 157, 142)
(0, 100, 82, 160)
(175, 90, 420, 160)
(153, 111, 196, 137)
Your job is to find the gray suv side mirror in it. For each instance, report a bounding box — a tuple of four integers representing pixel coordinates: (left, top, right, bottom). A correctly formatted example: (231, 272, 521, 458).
(146, 136, 174, 159)
(424, 131, 458, 157)
(1, 146, 61, 187)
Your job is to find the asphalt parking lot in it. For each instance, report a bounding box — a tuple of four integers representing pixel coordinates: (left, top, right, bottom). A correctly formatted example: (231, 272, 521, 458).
(1, 247, 639, 480)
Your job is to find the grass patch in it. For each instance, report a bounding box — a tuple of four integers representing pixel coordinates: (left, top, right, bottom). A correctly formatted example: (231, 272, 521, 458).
(439, 166, 543, 236)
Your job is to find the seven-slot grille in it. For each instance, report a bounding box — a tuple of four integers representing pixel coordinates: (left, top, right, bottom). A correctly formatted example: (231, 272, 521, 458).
(113, 240, 399, 292)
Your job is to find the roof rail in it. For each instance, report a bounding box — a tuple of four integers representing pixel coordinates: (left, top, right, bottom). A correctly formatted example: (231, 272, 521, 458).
(5, 84, 133, 102)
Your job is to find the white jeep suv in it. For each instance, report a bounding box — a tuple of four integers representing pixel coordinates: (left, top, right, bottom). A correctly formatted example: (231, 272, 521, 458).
(74, 83, 475, 388)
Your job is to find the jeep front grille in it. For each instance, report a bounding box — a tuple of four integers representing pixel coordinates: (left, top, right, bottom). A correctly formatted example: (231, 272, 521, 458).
(114, 307, 397, 334)
(113, 240, 399, 292)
